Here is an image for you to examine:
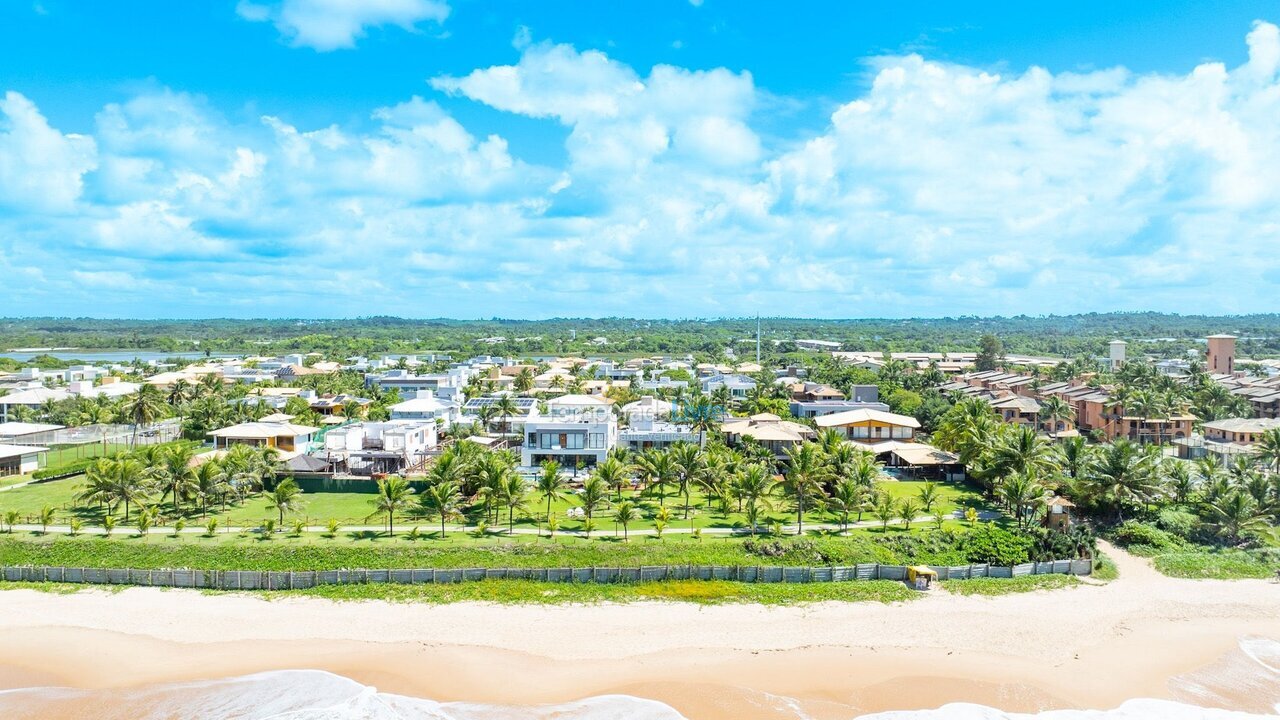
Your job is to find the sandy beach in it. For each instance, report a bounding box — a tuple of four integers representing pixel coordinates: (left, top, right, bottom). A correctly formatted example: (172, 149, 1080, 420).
(0, 547, 1277, 719)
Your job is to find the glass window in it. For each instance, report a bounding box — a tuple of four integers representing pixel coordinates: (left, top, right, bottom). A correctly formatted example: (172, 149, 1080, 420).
(852, 426, 870, 438)
(590, 433, 603, 448)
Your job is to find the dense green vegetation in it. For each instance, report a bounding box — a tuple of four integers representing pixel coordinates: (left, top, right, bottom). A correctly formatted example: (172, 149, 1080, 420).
(931, 397, 1280, 580)
(0, 525, 1072, 571)
(5, 313, 1280, 361)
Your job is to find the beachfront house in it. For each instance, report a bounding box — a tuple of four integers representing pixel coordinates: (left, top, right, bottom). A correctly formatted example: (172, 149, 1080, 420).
(520, 394, 617, 469)
(322, 420, 439, 475)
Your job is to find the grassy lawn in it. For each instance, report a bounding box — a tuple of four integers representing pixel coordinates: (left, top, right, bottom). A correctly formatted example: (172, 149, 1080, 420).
(0, 474, 991, 535)
(41, 443, 134, 469)
(941, 574, 1080, 596)
(0, 473, 33, 489)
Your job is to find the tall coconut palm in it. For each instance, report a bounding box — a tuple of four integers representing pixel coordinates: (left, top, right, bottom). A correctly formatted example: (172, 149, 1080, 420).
(370, 475, 415, 537)
(496, 471, 528, 534)
(534, 459, 567, 531)
(494, 394, 519, 437)
(1038, 395, 1075, 434)
(192, 459, 226, 518)
(986, 426, 1055, 491)
(734, 463, 775, 535)
(829, 479, 871, 532)
(999, 471, 1046, 529)
(108, 457, 152, 522)
(268, 477, 303, 526)
(421, 480, 462, 537)
(159, 443, 197, 512)
(578, 475, 608, 521)
(670, 442, 705, 519)
(1084, 440, 1159, 521)
(123, 384, 167, 447)
(781, 442, 829, 535)
(594, 456, 630, 500)
(683, 396, 719, 447)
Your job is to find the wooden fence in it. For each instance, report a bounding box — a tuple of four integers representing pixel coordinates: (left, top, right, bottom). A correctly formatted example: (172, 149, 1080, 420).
(1, 559, 1092, 590)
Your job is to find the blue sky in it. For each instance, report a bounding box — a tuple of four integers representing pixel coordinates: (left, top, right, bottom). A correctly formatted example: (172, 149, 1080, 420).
(2, 1, 1279, 319)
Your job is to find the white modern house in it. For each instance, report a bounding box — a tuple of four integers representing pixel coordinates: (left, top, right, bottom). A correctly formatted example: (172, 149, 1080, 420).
(619, 397, 696, 451)
(365, 368, 471, 402)
(520, 395, 617, 468)
(322, 420, 439, 475)
(699, 373, 757, 398)
(388, 390, 461, 427)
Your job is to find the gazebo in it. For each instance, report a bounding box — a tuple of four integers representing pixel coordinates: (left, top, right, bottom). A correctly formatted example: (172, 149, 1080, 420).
(1045, 496, 1076, 531)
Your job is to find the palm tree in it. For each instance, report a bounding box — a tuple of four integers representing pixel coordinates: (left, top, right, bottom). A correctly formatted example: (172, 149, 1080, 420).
(497, 471, 528, 534)
(159, 443, 197, 512)
(781, 442, 828, 535)
(108, 457, 152, 521)
(1206, 490, 1269, 544)
(38, 505, 55, 534)
(873, 492, 896, 531)
(122, 384, 167, 447)
(1256, 428, 1280, 476)
(613, 500, 637, 541)
(594, 456, 630, 500)
(898, 498, 920, 530)
(268, 477, 303, 526)
(683, 396, 719, 447)
(421, 481, 462, 537)
(494, 394, 519, 437)
(828, 479, 870, 533)
(476, 404, 499, 434)
(370, 475, 415, 537)
(192, 460, 226, 518)
(1055, 436, 1092, 483)
(985, 426, 1055, 493)
(534, 459, 567, 532)
(670, 442, 705, 519)
(579, 475, 608, 521)
(1000, 471, 1046, 529)
(734, 464, 775, 536)
(917, 481, 940, 513)
(1038, 395, 1074, 434)
(636, 450, 677, 506)
(1084, 440, 1159, 522)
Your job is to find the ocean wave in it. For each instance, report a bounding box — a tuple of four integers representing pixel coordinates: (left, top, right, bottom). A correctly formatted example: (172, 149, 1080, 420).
(0, 669, 688, 720)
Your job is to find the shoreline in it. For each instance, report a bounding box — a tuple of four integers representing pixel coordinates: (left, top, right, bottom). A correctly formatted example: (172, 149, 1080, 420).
(0, 549, 1278, 719)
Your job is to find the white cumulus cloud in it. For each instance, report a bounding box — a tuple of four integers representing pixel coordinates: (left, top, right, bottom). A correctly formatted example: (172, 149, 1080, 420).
(237, 0, 449, 51)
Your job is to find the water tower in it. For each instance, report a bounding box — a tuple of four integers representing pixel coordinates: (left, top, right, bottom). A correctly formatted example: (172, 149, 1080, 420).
(1206, 335, 1236, 375)
(1108, 340, 1127, 371)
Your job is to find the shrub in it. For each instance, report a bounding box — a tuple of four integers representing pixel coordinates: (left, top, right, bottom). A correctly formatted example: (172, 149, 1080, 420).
(1155, 509, 1202, 540)
(1111, 521, 1181, 552)
(960, 524, 1035, 566)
